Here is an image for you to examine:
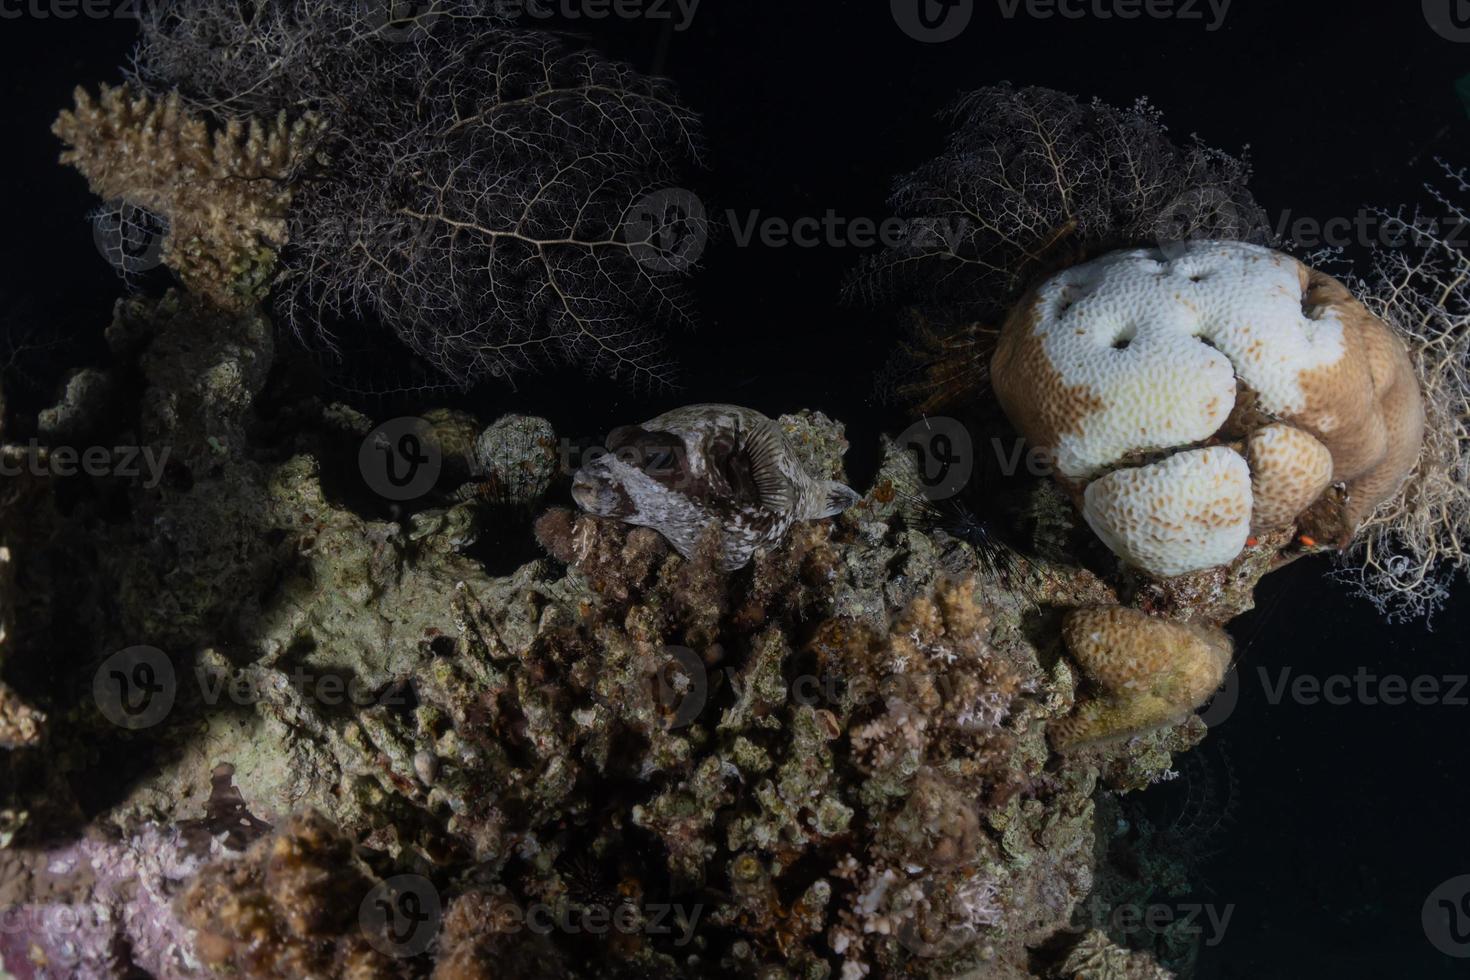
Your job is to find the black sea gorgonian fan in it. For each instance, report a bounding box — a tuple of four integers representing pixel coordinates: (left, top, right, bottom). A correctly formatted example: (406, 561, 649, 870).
(131, 0, 704, 389)
(849, 85, 1266, 409)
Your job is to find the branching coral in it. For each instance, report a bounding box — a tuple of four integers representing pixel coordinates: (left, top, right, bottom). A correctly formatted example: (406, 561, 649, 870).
(819, 580, 1038, 968)
(53, 84, 323, 310)
(1334, 163, 1470, 621)
(125, 0, 703, 388)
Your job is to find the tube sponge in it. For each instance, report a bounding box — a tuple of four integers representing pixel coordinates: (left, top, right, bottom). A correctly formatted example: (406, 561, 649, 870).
(1050, 605, 1232, 750)
(992, 241, 1426, 576)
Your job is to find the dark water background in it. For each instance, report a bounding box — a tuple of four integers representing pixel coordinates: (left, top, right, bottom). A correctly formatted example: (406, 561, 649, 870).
(2, 2, 1469, 977)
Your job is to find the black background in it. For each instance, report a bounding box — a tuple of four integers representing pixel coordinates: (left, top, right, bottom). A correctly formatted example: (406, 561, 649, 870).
(3, 1, 1470, 977)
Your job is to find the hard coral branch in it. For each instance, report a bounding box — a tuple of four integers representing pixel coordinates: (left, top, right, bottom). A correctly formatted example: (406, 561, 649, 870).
(53, 83, 323, 310)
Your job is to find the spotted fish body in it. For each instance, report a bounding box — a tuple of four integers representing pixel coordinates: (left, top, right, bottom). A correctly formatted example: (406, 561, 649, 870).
(571, 404, 860, 570)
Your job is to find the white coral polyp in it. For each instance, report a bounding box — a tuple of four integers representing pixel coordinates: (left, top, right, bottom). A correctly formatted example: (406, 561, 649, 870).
(1082, 447, 1253, 577)
(1246, 423, 1334, 532)
(1028, 241, 1348, 479)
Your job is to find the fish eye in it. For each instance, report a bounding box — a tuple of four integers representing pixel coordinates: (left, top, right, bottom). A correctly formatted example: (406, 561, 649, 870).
(644, 449, 676, 473)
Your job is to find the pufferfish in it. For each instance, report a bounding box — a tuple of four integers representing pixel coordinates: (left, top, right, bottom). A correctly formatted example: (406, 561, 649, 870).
(571, 404, 860, 570)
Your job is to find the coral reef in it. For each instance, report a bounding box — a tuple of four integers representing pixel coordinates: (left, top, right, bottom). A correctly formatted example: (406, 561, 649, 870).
(0, 280, 1207, 977)
(0, 822, 228, 978)
(1050, 607, 1232, 751)
(27, 62, 1405, 980)
(116, 0, 704, 387)
(53, 84, 323, 309)
(991, 241, 1426, 576)
(178, 810, 412, 978)
(856, 84, 1453, 617)
(1058, 930, 1174, 979)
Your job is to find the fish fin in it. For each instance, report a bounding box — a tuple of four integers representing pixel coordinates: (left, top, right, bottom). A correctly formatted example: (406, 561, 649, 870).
(743, 420, 794, 512)
(709, 433, 757, 505)
(817, 481, 861, 518)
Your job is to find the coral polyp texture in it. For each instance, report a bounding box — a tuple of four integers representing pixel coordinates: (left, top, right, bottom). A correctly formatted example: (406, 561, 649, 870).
(992, 241, 1426, 576)
(1050, 606, 1233, 751)
(53, 84, 323, 309)
(1081, 446, 1253, 579)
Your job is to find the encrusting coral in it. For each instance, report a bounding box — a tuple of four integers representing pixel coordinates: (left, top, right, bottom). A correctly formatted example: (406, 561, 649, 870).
(0, 770, 263, 980)
(1049, 607, 1232, 752)
(53, 84, 323, 310)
